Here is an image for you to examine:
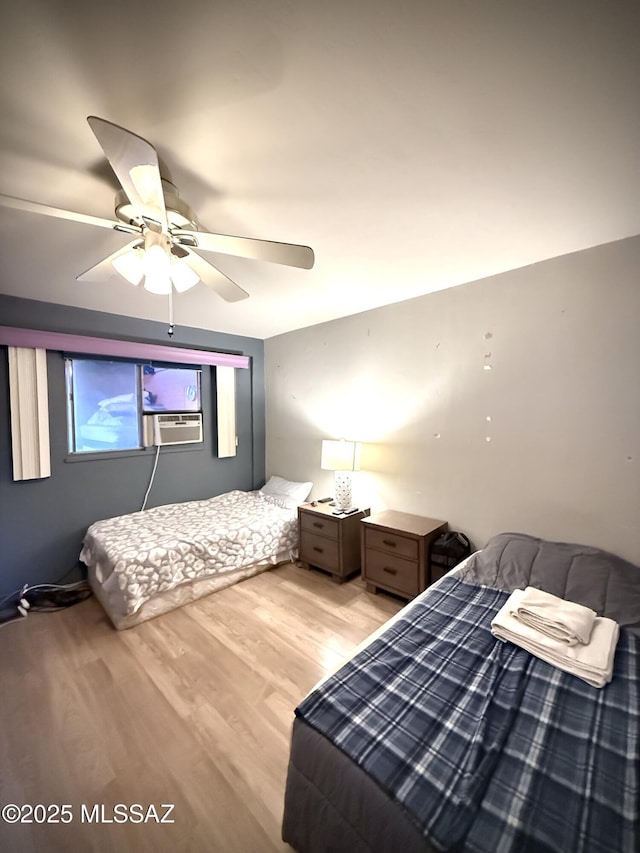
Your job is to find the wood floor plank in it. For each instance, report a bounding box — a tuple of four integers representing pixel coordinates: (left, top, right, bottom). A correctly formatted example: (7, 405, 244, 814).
(0, 563, 403, 852)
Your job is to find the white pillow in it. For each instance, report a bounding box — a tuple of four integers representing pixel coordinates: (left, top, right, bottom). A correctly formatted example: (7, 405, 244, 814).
(260, 475, 313, 507)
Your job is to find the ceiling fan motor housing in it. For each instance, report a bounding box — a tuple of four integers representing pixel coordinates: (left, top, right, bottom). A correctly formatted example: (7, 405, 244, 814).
(114, 181, 199, 231)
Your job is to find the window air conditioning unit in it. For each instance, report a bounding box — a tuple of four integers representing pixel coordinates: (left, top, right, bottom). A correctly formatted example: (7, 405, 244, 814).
(150, 413, 203, 446)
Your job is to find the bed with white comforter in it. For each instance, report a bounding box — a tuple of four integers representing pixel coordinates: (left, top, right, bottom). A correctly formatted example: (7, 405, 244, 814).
(81, 489, 299, 629)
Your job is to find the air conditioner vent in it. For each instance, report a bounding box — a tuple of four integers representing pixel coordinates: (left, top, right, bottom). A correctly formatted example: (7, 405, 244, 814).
(150, 413, 203, 446)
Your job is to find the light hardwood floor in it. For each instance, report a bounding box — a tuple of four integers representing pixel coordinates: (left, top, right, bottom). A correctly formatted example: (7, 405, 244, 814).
(0, 563, 403, 853)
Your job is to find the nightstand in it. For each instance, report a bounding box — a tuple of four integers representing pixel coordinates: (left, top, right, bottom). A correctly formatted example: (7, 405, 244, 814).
(361, 511, 447, 599)
(298, 503, 370, 583)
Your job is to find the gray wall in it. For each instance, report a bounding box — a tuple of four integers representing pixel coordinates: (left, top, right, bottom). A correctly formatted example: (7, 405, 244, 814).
(265, 236, 640, 565)
(0, 295, 265, 596)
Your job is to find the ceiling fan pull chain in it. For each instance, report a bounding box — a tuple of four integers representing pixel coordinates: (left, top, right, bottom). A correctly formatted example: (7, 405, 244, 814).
(167, 288, 175, 338)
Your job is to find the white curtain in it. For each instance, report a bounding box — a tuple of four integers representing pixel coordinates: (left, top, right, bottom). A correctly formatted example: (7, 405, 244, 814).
(216, 366, 237, 458)
(8, 347, 51, 480)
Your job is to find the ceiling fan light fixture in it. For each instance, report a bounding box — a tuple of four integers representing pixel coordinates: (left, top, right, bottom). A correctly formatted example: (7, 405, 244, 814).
(142, 231, 172, 294)
(143, 261, 172, 295)
(170, 257, 200, 293)
(112, 247, 144, 285)
(144, 271, 172, 295)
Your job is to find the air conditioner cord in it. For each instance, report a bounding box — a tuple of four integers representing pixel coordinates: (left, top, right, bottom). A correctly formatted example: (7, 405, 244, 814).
(141, 443, 161, 511)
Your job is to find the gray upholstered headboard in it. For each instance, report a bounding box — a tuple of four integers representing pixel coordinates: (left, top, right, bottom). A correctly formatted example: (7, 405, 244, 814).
(457, 532, 640, 636)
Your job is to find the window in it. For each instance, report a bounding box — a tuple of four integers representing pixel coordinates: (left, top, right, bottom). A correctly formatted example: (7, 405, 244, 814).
(65, 358, 202, 454)
(141, 365, 201, 413)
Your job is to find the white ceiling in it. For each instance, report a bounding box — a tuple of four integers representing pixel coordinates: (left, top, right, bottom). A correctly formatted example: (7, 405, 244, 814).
(1, 0, 638, 340)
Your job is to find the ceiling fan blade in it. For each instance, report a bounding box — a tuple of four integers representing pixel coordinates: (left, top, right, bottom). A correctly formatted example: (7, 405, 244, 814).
(0, 193, 118, 230)
(87, 116, 168, 231)
(173, 229, 315, 270)
(77, 240, 143, 282)
(181, 248, 250, 302)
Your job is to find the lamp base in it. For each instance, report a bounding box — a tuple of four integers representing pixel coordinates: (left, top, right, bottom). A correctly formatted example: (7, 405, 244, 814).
(333, 471, 353, 510)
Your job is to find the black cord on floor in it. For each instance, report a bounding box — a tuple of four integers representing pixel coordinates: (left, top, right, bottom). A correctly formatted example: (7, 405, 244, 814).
(25, 585, 92, 611)
(0, 577, 92, 626)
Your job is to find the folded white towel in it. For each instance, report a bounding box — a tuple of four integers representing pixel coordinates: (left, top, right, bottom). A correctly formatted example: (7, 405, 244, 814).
(491, 589, 619, 688)
(514, 586, 597, 645)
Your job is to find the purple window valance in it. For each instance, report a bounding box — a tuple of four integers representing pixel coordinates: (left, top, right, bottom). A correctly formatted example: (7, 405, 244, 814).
(0, 326, 250, 369)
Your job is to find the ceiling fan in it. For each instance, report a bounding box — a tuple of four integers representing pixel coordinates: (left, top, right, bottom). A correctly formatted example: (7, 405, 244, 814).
(0, 116, 315, 334)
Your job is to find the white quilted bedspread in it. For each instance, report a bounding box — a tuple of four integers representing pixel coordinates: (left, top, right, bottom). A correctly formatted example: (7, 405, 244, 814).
(80, 490, 298, 615)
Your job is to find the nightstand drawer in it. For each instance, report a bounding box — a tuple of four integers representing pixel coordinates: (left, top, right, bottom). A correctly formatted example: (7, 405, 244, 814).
(299, 531, 340, 569)
(364, 527, 418, 561)
(364, 550, 420, 597)
(300, 513, 340, 541)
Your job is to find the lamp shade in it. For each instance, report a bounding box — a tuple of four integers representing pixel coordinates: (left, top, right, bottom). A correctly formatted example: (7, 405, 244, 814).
(170, 256, 200, 292)
(321, 439, 361, 472)
(112, 248, 144, 285)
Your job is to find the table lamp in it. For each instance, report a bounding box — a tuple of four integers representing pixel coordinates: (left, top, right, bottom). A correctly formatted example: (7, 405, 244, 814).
(321, 439, 361, 510)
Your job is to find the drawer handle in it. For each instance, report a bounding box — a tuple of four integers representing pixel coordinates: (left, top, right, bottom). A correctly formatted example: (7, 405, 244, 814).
(383, 567, 397, 575)
(313, 546, 324, 553)
(313, 522, 324, 529)
(382, 539, 397, 547)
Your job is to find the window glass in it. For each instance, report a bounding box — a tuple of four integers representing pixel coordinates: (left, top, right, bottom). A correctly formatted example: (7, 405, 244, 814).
(142, 365, 201, 413)
(67, 359, 141, 453)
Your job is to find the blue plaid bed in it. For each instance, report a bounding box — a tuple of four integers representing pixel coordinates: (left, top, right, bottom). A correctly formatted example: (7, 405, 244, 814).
(296, 576, 639, 852)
